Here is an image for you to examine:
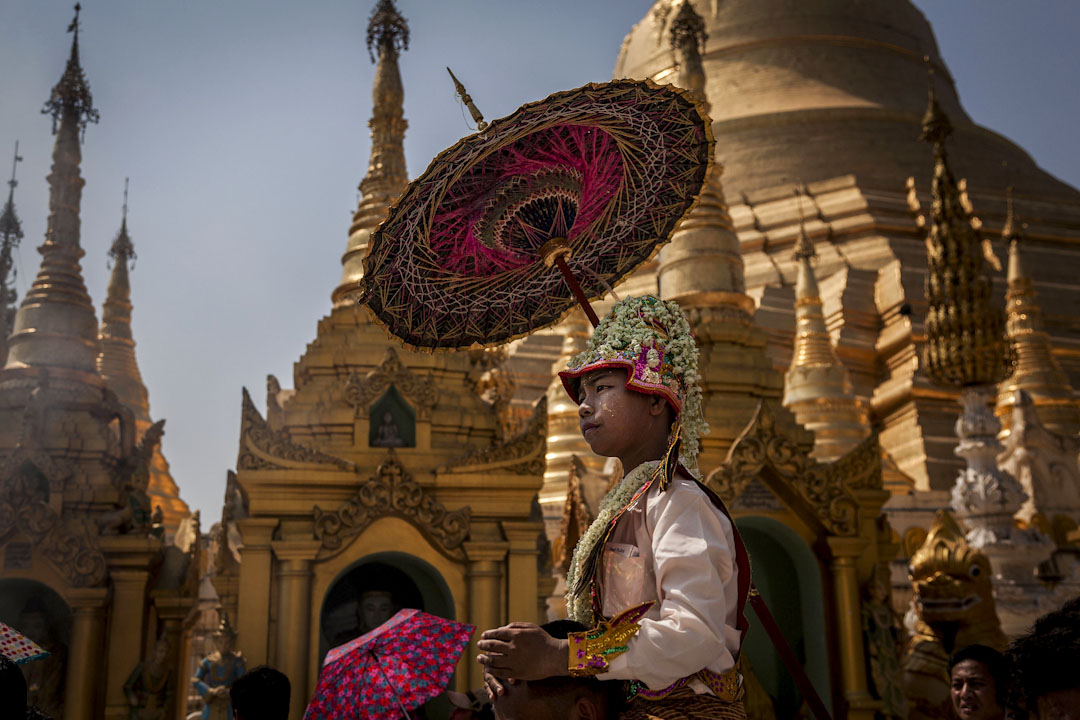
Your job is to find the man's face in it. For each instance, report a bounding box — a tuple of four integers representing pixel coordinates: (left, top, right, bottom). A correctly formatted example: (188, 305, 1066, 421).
(576, 370, 657, 460)
(492, 681, 601, 720)
(18, 612, 49, 644)
(951, 660, 1003, 720)
(215, 633, 234, 655)
(361, 596, 393, 629)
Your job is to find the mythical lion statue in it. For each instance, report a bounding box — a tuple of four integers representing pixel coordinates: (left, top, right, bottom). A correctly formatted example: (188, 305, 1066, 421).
(903, 509, 1007, 720)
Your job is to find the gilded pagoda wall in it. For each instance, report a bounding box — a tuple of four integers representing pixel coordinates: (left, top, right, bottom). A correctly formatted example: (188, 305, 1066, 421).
(226, 306, 546, 720)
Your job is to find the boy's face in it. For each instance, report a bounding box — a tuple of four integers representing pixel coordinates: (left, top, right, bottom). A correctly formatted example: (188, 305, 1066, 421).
(576, 369, 658, 459)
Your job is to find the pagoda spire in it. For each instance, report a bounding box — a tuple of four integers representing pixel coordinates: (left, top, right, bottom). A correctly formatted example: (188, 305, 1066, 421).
(98, 179, 149, 420)
(656, 7, 809, 472)
(97, 181, 191, 530)
(782, 193, 869, 461)
(995, 188, 1080, 435)
(334, 0, 410, 305)
(4, 4, 102, 376)
(0, 142, 24, 366)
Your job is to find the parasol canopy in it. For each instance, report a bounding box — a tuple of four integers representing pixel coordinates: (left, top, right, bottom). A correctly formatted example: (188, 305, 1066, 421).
(304, 608, 474, 720)
(360, 77, 713, 350)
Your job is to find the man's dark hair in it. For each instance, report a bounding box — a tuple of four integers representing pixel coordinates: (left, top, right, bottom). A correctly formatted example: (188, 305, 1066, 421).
(949, 645, 1006, 704)
(0, 656, 28, 714)
(521, 620, 623, 715)
(1005, 594, 1080, 712)
(230, 666, 291, 720)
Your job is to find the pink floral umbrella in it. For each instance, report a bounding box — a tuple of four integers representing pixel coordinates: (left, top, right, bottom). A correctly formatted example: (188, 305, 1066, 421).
(360, 77, 713, 349)
(0, 621, 49, 665)
(304, 609, 474, 720)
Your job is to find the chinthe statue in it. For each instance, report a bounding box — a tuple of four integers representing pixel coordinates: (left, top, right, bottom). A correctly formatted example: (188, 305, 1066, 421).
(193, 614, 246, 720)
(903, 510, 1007, 720)
(124, 636, 173, 720)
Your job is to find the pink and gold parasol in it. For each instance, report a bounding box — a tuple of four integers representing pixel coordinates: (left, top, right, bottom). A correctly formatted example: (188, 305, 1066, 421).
(360, 76, 713, 349)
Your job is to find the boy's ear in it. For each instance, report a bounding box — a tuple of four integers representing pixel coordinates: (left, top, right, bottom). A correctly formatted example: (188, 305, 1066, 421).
(572, 696, 603, 720)
(649, 394, 667, 417)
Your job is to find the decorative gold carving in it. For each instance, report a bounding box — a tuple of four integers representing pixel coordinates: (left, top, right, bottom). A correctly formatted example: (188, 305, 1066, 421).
(0, 460, 106, 587)
(906, 87, 1012, 389)
(707, 402, 861, 536)
(442, 397, 547, 476)
(904, 510, 1006, 720)
(237, 388, 354, 471)
(343, 348, 438, 421)
(313, 450, 469, 558)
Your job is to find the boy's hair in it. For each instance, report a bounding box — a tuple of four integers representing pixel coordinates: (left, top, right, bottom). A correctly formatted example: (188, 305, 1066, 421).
(1005, 595, 1080, 711)
(0, 656, 28, 713)
(524, 620, 623, 714)
(230, 665, 291, 720)
(949, 645, 1005, 703)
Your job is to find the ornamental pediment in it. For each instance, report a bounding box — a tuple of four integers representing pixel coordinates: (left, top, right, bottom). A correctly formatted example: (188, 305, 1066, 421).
(313, 450, 469, 560)
(343, 347, 439, 420)
(0, 459, 107, 587)
(440, 396, 547, 477)
(236, 388, 355, 471)
(707, 401, 867, 536)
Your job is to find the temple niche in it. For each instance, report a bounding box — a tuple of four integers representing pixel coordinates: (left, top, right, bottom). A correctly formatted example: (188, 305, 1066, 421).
(0, 8, 198, 720)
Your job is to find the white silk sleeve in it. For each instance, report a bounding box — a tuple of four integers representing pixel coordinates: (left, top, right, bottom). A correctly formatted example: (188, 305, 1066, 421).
(598, 479, 738, 689)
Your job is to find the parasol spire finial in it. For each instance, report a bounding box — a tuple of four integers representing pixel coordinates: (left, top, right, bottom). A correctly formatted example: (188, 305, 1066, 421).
(447, 67, 488, 131)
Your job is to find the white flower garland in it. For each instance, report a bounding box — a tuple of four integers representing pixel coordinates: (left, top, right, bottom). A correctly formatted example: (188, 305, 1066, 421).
(565, 459, 660, 625)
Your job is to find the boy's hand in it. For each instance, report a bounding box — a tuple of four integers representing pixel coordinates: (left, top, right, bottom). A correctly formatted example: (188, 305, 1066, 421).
(477, 622, 569, 680)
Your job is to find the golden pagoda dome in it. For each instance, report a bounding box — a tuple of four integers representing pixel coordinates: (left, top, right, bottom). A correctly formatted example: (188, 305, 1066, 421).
(614, 0, 1079, 200)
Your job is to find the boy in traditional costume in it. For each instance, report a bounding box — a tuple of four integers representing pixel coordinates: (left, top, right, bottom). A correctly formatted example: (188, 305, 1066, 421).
(478, 295, 751, 719)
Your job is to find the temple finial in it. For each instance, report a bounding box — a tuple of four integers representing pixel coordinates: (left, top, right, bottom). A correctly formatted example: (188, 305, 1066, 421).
(4, 5, 101, 375)
(783, 184, 868, 460)
(108, 179, 136, 270)
(333, 0, 412, 304)
(0, 142, 24, 366)
(447, 68, 488, 131)
(670, 0, 708, 104)
(366, 0, 409, 63)
(912, 78, 1011, 389)
(996, 186, 1080, 435)
(792, 187, 815, 261)
(43, 3, 99, 136)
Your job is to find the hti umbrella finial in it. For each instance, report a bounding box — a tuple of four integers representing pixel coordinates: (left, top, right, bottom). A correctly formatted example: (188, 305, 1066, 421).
(446, 67, 488, 131)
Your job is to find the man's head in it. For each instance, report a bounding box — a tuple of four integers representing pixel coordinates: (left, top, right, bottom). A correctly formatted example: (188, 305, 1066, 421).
(214, 613, 238, 655)
(0, 656, 28, 716)
(230, 666, 290, 720)
(358, 590, 395, 631)
(492, 620, 621, 720)
(1006, 595, 1080, 719)
(949, 645, 1006, 720)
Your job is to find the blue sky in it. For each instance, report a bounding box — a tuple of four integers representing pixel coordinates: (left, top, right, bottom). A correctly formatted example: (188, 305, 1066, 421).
(1, 1, 1077, 519)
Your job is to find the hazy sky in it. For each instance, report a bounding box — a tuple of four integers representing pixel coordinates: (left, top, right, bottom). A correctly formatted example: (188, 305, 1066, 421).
(1, 1, 1078, 520)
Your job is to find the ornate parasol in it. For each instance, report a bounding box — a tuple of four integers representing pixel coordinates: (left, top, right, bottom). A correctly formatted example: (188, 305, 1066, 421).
(359, 74, 713, 349)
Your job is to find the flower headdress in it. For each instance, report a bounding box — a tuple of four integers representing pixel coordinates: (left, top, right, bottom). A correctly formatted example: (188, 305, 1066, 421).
(558, 295, 707, 474)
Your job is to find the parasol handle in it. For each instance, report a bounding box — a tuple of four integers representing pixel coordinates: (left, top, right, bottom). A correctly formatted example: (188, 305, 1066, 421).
(540, 237, 600, 327)
(370, 650, 413, 720)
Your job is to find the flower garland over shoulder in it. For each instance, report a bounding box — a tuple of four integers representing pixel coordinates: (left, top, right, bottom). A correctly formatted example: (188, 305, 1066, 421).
(566, 459, 660, 625)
